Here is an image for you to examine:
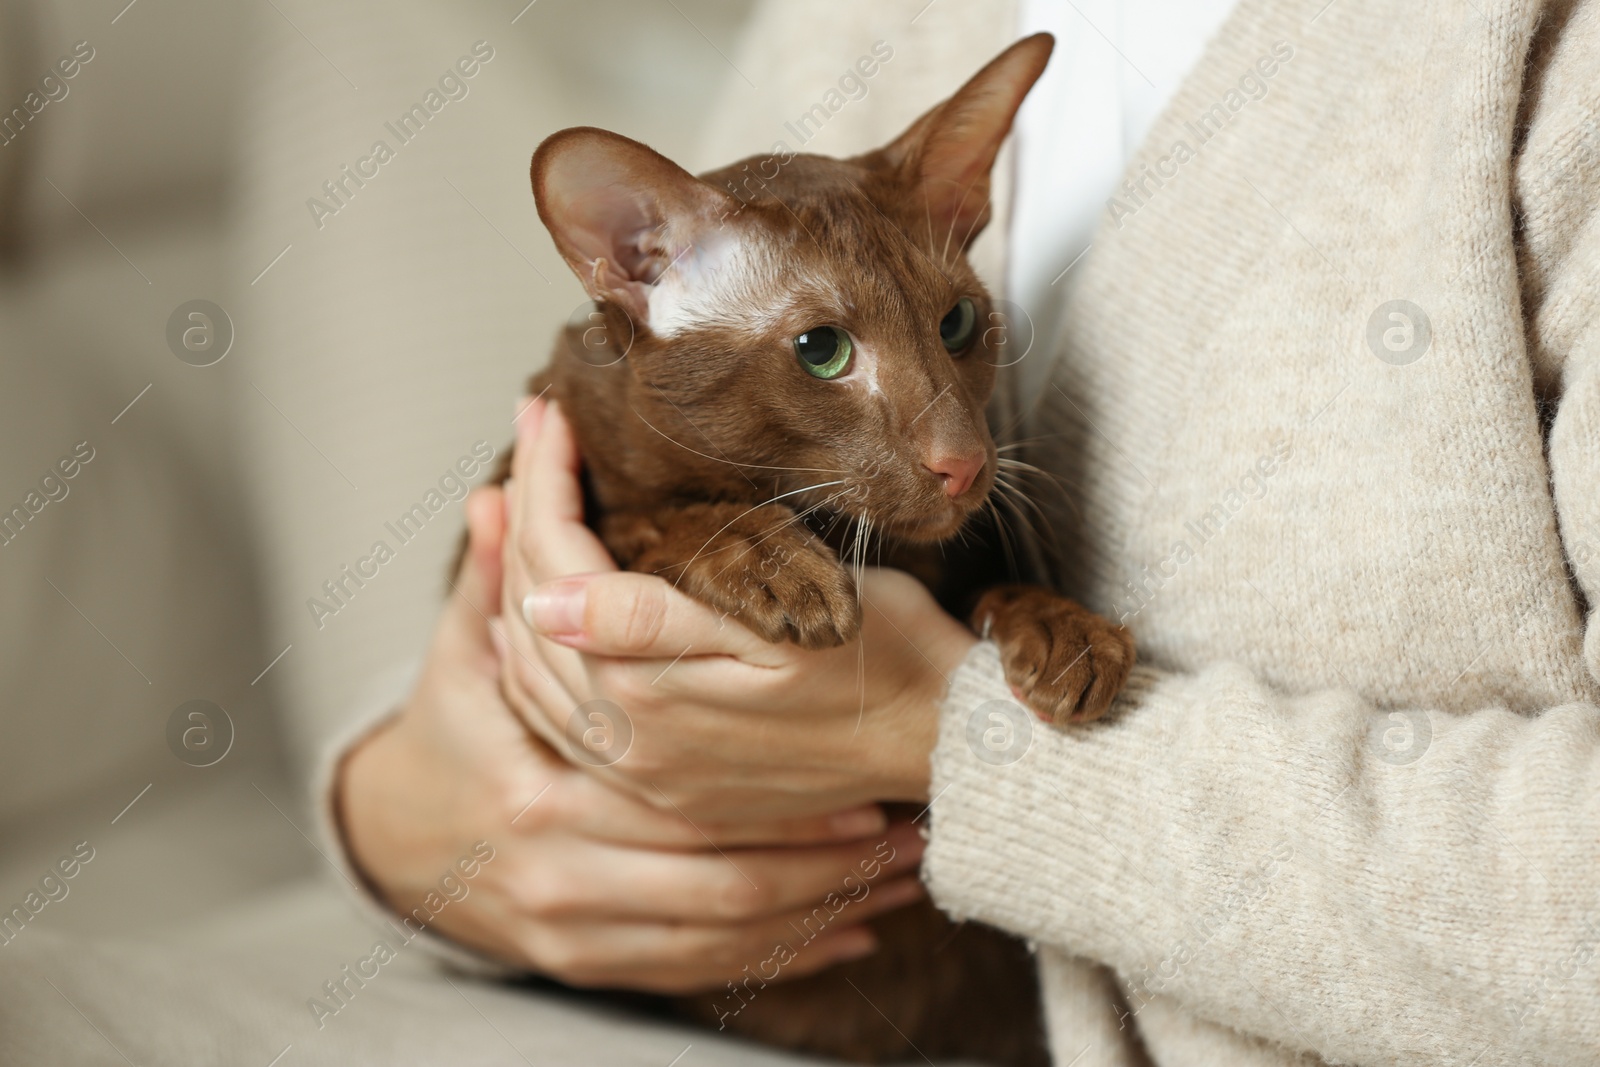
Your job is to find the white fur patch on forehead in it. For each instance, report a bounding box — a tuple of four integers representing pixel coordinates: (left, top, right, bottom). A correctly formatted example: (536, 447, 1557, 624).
(845, 339, 884, 398)
(645, 226, 787, 338)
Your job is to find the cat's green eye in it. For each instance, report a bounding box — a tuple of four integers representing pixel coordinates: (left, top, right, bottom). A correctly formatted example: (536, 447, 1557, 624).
(793, 326, 853, 380)
(939, 297, 977, 353)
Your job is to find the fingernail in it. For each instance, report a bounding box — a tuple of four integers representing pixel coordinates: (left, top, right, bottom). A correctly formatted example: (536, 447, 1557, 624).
(829, 807, 887, 838)
(527, 578, 587, 634)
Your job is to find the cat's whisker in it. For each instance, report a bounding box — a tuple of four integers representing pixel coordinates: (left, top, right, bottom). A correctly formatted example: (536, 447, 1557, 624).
(671, 480, 848, 590)
(859, 516, 874, 602)
(985, 495, 1023, 582)
(843, 177, 958, 287)
(939, 191, 963, 267)
(997, 455, 1065, 492)
(685, 486, 855, 575)
(996, 437, 1063, 454)
(846, 513, 865, 604)
(987, 490, 1043, 558)
(990, 477, 1065, 555)
(995, 456, 1062, 496)
(954, 186, 993, 261)
(938, 183, 993, 268)
(855, 631, 866, 737)
(844, 512, 871, 609)
(699, 488, 856, 584)
(632, 408, 847, 475)
(816, 505, 853, 543)
(992, 473, 1052, 526)
(847, 511, 870, 737)
(995, 460, 1081, 523)
(647, 388, 763, 491)
(989, 478, 1045, 533)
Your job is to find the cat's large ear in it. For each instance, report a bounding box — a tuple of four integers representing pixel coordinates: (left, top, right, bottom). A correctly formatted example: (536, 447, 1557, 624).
(869, 33, 1053, 248)
(532, 128, 734, 326)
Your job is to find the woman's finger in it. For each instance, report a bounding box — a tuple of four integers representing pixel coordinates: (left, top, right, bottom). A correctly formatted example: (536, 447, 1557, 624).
(526, 569, 784, 664)
(539, 769, 889, 848)
(521, 898, 902, 993)
(493, 615, 579, 755)
(440, 485, 506, 653)
(503, 822, 925, 924)
(508, 393, 545, 486)
(498, 397, 618, 711)
(516, 399, 614, 581)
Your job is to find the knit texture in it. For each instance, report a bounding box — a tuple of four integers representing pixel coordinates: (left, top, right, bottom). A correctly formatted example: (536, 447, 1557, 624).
(713, 1, 1600, 1065)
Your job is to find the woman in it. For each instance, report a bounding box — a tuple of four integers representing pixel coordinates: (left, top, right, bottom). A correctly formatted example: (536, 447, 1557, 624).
(338, 0, 1600, 1063)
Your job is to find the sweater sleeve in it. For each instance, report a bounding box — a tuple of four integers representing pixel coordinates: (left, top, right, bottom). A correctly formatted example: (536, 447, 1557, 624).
(925, 645, 1600, 1067)
(923, 10, 1600, 1066)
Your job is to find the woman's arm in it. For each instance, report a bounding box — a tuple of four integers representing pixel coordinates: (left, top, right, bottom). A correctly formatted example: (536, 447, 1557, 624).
(926, 644, 1600, 1067)
(927, 8, 1600, 1065)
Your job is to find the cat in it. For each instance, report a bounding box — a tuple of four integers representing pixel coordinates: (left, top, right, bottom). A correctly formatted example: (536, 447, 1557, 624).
(478, 32, 1133, 1065)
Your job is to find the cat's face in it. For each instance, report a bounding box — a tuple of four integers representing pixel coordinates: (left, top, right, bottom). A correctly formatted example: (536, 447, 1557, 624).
(623, 154, 1004, 542)
(533, 34, 1052, 543)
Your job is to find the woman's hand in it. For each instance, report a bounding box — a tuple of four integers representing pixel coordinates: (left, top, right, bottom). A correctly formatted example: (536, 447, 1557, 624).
(336, 482, 927, 992)
(498, 397, 978, 822)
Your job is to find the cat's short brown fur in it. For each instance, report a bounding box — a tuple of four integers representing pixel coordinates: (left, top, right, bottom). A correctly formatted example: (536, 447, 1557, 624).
(475, 33, 1132, 1065)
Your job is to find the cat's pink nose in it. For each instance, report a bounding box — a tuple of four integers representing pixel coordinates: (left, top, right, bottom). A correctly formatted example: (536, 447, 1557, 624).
(923, 452, 984, 498)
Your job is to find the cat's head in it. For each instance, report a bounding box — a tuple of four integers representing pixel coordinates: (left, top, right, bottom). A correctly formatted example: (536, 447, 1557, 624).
(531, 34, 1052, 543)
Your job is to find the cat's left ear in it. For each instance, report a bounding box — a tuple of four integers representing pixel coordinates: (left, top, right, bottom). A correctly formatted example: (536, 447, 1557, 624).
(532, 127, 735, 326)
(869, 32, 1053, 247)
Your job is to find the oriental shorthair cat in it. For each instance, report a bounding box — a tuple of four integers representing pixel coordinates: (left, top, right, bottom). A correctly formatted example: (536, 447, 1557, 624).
(473, 33, 1133, 1065)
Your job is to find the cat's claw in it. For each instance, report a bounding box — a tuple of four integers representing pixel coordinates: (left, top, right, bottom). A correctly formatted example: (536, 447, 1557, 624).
(682, 527, 860, 649)
(973, 585, 1133, 725)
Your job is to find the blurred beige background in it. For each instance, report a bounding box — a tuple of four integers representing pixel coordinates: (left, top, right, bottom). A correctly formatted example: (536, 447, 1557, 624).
(0, 0, 757, 944)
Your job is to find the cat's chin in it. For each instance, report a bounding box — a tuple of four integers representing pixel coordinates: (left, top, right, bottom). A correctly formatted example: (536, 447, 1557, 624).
(880, 507, 978, 544)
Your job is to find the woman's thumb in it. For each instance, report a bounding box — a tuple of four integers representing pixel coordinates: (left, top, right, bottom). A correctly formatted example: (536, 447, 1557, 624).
(446, 485, 506, 636)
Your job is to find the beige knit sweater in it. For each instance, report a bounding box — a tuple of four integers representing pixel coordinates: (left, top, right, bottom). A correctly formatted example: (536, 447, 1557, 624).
(704, 1, 1600, 1065)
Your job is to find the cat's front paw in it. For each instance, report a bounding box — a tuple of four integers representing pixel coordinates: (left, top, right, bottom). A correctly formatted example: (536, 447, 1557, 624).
(972, 585, 1133, 725)
(620, 503, 860, 649)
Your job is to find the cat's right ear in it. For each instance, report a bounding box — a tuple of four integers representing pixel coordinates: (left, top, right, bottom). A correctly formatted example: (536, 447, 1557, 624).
(869, 33, 1054, 248)
(532, 128, 735, 327)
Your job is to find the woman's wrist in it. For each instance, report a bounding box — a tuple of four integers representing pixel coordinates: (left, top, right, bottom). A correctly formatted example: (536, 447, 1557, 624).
(336, 710, 441, 912)
(867, 623, 978, 803)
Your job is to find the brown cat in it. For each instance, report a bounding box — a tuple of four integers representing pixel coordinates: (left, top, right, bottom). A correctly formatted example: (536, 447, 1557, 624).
(481, 33, 1132, 1065)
